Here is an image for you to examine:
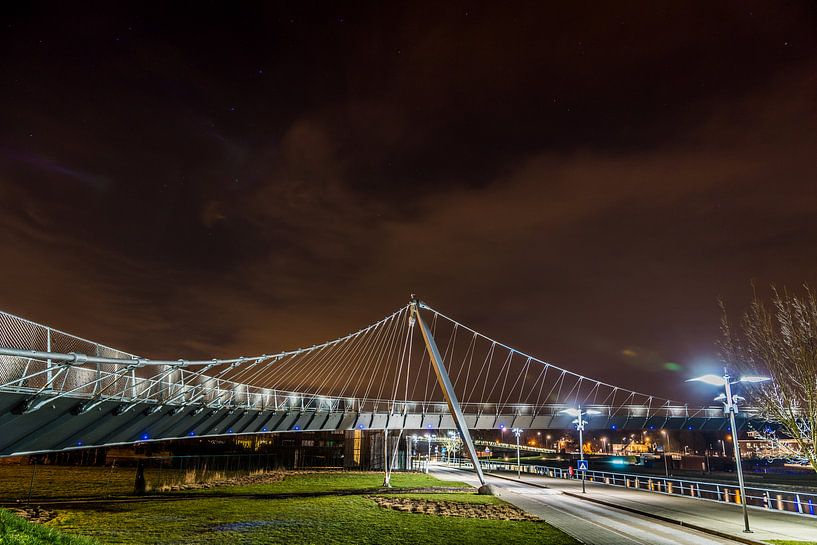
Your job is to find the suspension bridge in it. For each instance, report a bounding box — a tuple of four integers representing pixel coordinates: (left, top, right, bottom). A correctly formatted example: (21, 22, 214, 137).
(0, 297, 758, 483)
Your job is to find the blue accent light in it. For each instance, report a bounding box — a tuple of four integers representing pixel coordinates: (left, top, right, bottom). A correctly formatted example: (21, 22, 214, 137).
(611, 425, 617, 430)
(262, 427, 268, 432)
(648, 425, 655, 430)
(499, 424, 505, 429)
(76, 440, 84, 446)
(187, 431, 195, 437)
(227, 428, 233, 433)
(358, 424, 365, 429)
(687, 426, 693, 430)
(611, 458, 627, 466)
(293, 425, 301, 430)
(427, 424, 433, 429)
(140, 433, 150, 441)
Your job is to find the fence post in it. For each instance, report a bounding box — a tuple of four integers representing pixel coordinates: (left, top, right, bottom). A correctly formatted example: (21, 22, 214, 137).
(134, 460, 146, 495)
(104, 459, 117, 497)
(26, 458, 37, 504)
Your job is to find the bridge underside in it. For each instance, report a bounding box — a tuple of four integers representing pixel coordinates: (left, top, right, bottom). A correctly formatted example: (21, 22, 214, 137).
(0, 391, 751, 458)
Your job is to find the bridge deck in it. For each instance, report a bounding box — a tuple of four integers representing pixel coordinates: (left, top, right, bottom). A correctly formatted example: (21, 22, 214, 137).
(0, 390, 747, 457)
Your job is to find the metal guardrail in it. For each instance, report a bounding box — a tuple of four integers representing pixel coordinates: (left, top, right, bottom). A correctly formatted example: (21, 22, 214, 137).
(474, 439, 556, 454)
(449, 459, 817, 517)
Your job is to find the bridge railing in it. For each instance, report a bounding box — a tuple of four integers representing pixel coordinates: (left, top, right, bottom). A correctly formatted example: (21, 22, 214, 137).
(0, 354, 408, 417)
(0, 310, 137, 395)
(0, 351, 366, 413)
(0, 347, 752, 421)
(450, 459, 817, 517)
(0, 310, 361, 412)
(0, 307, 759, 421)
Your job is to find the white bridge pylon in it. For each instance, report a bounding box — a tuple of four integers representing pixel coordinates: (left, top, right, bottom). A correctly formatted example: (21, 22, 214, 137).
(411, 297, 485, 485)
(0, 297, 752, 459)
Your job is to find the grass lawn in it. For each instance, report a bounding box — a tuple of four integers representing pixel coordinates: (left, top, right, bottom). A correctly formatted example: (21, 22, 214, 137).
(41, 472, 579, 545)
(0, 465, 143, 500)
(0, 464, 194, 501)
(0, 509, 95, 545)
(0, 466, 463, 500)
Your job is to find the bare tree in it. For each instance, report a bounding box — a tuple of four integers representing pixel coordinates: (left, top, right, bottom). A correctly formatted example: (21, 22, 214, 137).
(718, 286, 817, 473)
(440, 433, 462, 462)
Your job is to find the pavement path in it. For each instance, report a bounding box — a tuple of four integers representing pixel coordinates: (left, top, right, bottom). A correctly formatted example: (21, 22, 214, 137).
(512, 468, 817, 543)
(431, 465, 815, 545)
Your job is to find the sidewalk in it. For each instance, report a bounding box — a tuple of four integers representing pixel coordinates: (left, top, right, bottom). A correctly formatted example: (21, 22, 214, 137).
(505, 470, 817, 544)
(432, 465, 741, 545)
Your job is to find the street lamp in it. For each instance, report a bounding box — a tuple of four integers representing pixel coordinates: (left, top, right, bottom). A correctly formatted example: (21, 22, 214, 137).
(687, 371, 770, 533)
(423, 433, 432, 474)
(560, 407, 600, 493)
(511, 428, 522, 479)
(660, 430, 669, 477)
(601, 437, 607, 454)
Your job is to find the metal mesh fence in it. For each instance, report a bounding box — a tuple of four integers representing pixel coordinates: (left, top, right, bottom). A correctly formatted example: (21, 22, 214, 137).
(0, 310, 138, 395)
(0, 453, 349, 502)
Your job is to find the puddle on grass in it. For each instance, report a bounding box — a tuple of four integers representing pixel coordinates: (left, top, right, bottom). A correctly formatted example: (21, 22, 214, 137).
(212, 520, 300, 532)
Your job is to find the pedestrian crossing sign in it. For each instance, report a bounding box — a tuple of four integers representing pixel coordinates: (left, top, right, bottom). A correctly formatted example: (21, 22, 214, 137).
(577, 459, 588, 471)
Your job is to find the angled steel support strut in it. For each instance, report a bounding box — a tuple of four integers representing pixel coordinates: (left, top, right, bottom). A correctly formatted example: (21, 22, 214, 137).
(410, 297, 485, 485)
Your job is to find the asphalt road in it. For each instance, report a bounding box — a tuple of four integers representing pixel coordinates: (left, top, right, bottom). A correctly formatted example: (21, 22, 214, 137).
(431, 465, 747, 545)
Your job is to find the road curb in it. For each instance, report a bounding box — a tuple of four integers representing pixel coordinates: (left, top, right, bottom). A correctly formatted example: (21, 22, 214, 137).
(559, 490, 768, 545)
(482, 471, 768, 545)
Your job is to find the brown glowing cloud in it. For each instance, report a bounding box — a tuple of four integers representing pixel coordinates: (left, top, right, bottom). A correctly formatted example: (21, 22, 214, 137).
(1, 3, 816, 404)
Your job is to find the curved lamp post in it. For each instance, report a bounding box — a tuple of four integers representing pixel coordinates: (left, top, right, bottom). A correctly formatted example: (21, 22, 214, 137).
(511, 428, 522, 479)
(561, 407, 600, 493)
(686, 371, 769, 533)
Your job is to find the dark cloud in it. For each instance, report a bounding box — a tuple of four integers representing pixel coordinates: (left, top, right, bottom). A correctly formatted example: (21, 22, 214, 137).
(1, 2, 816, 403)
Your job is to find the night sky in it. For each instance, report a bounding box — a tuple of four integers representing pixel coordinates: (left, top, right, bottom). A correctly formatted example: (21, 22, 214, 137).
(1, 2, 816, 402)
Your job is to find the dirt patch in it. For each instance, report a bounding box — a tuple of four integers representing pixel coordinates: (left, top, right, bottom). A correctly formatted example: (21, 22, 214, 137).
(370, 496, 540, 521)
(9, 505, 57, 524)
(382, 486, 471, 494)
